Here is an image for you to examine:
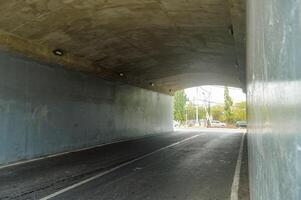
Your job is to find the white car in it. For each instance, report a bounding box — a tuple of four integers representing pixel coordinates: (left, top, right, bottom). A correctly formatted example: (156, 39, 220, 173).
(210, 120, 226, 128)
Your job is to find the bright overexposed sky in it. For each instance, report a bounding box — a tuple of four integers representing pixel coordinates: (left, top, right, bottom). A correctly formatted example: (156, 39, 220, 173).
(185, 85, 246, 106)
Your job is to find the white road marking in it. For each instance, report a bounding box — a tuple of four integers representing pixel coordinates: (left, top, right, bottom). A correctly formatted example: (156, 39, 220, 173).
(230, 131, 246, 200)
(0, 134, 161, 170)
(40, 134, 201, 200)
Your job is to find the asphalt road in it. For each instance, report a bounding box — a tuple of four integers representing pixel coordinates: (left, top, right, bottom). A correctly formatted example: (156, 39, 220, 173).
(0, 128, 244, 200)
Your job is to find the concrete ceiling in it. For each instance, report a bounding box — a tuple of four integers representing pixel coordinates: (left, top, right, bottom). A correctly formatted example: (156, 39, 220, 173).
(0, 0, 245, 94)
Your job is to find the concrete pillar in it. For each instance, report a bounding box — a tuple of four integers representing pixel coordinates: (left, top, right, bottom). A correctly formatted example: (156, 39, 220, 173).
(247, 0, 301, 199)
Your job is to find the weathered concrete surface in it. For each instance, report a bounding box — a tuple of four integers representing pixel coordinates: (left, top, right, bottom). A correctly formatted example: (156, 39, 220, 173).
(239, 133, 249, 200)
(0, 50, 173, 165)
(247, 0, 301, 199)
(228, 0, 246, 84)
(0, 0, 246, 92)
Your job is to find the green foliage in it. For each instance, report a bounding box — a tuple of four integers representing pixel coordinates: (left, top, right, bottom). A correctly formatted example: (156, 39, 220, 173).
(211, 101, 246, 123)
(173, 90, 186, 123)
(211, 105, 225, 122)
(186, 102, 206, 120)
(173, 88, 246, 125)
(224, 87, 234, 123)
(186, 102, 195, 120)
(232, 102, 246, 122)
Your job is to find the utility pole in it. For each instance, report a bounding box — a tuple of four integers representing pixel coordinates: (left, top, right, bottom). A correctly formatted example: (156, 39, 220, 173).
(207, 96, 211, 127)
(196, 105, 199, 126)
(195, 87, 200, 126)
(200, 87, 212, 128)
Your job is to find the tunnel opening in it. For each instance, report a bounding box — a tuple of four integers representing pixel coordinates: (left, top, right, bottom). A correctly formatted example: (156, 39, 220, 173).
(173, 85, 246, 129)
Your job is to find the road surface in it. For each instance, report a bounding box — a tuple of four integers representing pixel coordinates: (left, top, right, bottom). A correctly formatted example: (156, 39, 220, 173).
(0, 128, 245, 200)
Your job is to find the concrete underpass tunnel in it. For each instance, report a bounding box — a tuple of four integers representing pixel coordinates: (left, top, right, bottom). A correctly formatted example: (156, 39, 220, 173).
(0, 0, 246, 165)
(0, 0, 300, 199)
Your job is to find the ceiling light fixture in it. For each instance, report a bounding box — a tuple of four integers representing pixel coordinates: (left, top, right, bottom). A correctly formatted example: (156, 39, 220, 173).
(119, 73, 124, 77)
(149, 82, 155, 87)
(53, 49, 64, 56)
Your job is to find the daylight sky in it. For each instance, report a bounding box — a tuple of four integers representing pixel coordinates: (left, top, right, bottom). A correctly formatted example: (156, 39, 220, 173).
(185, 85, 246, 106)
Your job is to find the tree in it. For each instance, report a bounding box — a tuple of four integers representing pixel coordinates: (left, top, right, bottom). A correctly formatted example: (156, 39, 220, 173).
(186, 102, 206, 121)
(186, 102, 195, 120)
(233, 102, 246, 122)
(211, 105, 225, 122)
(173, 90, 186, 123)
(224, 86, 234, 123)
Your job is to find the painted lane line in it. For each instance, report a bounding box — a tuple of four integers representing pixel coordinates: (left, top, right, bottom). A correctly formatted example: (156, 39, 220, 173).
(40, 134, 201, 200)
(230, 131, 246, 200)
(0, 133, 165, 170)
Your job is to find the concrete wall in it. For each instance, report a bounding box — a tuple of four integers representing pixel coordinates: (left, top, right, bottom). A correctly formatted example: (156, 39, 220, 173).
(0, 51, 173, 165)
(247, 0, 301, 199)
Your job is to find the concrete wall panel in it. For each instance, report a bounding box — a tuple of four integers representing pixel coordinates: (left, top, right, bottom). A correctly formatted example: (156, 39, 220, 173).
(0, 51, 173, 165)
(247, 0, 301, 199)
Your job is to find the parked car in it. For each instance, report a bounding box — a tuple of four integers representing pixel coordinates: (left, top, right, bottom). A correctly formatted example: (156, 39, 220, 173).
(173, 120, 180, 127)
(210, 120, 226, 128)
(236, 121, 247, 128)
